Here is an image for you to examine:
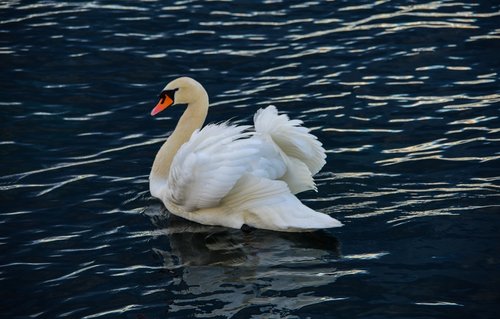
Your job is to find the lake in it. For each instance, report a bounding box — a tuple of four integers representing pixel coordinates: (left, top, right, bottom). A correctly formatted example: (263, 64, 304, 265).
(1, 1, 499, 318)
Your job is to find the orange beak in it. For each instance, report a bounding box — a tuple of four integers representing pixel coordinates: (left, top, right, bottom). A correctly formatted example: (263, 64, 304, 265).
(151, 95, 174, 116)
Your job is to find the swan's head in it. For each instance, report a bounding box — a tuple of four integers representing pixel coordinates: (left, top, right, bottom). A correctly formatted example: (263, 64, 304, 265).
(151, 77, 207, 116)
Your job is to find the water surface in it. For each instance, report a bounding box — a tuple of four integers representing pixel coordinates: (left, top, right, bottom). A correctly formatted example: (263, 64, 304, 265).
(1, 1, 499, 318)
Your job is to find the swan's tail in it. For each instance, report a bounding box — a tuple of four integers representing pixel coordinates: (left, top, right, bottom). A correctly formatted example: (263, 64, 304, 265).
(223, 175, 343, 232)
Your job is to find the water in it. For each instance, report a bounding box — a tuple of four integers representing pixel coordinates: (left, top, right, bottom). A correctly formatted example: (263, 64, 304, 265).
(1, 0, 499, 318)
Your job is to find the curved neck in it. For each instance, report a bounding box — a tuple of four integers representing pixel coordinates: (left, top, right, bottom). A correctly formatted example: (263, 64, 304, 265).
(150, 91, 209, 183)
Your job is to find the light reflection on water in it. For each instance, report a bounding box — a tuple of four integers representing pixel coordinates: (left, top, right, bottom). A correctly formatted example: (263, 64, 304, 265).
(146, 205, 352, 317)
(1, 0, 499, 318)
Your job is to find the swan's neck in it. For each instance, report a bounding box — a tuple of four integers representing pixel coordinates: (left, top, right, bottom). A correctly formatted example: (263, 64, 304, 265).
(150, 92, 209, 184)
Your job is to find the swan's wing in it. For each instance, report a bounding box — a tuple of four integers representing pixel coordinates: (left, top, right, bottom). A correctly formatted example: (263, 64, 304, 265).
(247, 134, 314, 194)
(223, 174, 342, 231)
(167, 123, 258, 212)
(254, 105, 326, 175)
(247, 135, 287, 180)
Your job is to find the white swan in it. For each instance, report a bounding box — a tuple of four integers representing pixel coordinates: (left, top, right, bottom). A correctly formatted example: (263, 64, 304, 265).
(149, 77, 342, 232)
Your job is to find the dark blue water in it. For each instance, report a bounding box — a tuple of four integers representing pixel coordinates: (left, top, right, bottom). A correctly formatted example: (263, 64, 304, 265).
(1, 1, 499, 318)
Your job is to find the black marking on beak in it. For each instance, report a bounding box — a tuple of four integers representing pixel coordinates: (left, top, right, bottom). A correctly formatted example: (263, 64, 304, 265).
(159, 89, 178, 104)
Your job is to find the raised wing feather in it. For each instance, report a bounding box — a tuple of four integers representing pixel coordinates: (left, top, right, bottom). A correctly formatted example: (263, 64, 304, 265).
(166, 123, 258, 212)
(254, 105, 326, 175)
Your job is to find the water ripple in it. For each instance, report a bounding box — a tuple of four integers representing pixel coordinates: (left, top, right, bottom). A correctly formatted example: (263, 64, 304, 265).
(1, 0, 499, 318)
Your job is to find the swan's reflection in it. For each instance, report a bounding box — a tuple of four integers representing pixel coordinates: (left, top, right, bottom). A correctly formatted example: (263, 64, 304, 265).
(146, 203, 341, 267)
(145, 203, 346, 316)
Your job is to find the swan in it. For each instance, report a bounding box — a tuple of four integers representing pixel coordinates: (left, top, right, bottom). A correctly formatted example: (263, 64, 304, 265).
(149, 77, 342, 232)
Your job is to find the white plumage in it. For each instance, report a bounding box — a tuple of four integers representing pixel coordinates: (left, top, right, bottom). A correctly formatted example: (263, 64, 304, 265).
(167, 124, 257, 211)
(149, 77, 342, 232)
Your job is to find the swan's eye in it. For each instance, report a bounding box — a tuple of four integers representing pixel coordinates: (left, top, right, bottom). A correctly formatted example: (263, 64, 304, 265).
(158, 92, 167, 104)
(159, 89, 178, 104)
